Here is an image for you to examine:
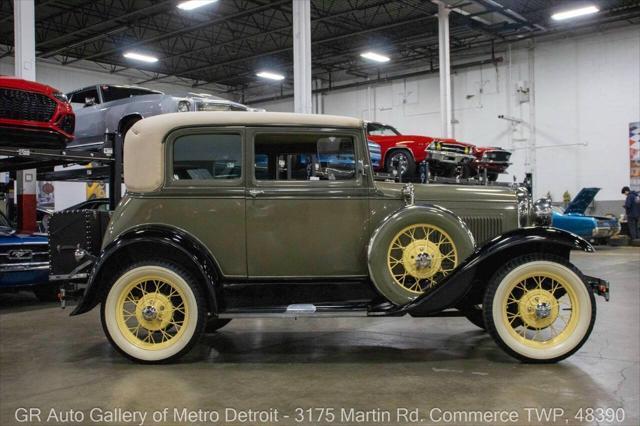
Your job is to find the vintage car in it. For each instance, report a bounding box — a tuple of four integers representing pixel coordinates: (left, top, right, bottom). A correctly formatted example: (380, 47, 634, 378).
(470, 146, 512, 181)
(0, 76, 75, 149)
(366, 121, 475, 179)
(551, 188, 621, 244)
(0, 211, 56, 301)
(50, 112, 609, 364)
(66, 84, 258, 151)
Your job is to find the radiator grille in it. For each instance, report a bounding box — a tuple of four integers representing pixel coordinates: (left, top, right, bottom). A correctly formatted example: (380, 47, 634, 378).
(0, 88, 56, 122)
(0, 243, 49, 266)
(462, 216, 503, 244)
(440, 143, 467, 154)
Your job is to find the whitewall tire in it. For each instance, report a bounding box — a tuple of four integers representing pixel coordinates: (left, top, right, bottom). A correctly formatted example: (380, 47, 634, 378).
(101, 262, 205, 363)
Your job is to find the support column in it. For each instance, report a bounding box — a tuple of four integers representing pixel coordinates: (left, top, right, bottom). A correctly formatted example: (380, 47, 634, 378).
(437, 1, 453, 137)
(292, 0, 312, 114)
(14, 0, 37, 233)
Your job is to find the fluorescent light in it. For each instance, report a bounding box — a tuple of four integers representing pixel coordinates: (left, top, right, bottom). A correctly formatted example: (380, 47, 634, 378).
(123, 52, 158, 63)
(360, 51, 390, 63)
(256, 71, 285, 81)
(177, 0, 218, 11)
(551, 5, 599, 21)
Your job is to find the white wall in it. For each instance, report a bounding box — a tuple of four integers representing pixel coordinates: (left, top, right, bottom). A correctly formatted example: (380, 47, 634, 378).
(253, 26, 640, 203)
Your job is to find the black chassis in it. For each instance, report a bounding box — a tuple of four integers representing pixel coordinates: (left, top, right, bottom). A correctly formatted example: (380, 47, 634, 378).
(67, 226, 608, 318)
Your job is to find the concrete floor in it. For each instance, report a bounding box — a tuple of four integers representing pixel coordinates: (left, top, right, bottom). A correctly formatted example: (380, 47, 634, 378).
(0, 246, 638, 426)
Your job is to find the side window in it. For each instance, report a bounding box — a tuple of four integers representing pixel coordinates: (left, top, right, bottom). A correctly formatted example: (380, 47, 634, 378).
(69, 88, 100, 107)
(173, 133, 242, 181)
(254, 133, 356, 181)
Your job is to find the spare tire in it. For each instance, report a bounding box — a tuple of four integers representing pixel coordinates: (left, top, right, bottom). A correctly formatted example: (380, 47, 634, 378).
(368, 205, 475, 305)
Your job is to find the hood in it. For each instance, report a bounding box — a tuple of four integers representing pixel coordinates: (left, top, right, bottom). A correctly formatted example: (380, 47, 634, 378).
(374, 181, 517, 204)
(0, 76, 57, 95)
(565, 187, 600, 215)
(0, 231, 48, 245)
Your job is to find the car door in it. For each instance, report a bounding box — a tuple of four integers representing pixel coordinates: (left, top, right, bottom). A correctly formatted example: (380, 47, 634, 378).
(68, 86, 104, 149)
(245, 127, 370, 278)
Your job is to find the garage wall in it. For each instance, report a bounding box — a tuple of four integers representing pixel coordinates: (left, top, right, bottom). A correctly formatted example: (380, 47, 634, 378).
(253, 26, 640, 210)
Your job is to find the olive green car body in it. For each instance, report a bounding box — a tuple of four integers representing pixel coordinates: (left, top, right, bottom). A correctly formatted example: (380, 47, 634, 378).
(106, 182, 519, 279)
(70, 112, 595, 318)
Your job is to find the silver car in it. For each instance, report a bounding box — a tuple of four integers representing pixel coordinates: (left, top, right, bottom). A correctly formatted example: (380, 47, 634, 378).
(66, 84, 258, 151)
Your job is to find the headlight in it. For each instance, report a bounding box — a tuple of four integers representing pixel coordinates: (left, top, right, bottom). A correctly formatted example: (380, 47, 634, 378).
(53, 92, 68, 102)
(177, 100, 190, 112)
(516, 186, 532, 228)
(533, 198, 553, 226)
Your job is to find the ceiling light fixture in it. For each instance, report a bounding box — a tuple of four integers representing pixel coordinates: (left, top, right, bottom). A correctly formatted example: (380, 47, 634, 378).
(360, 51, 390, 63)
(177, 0, 218, 11)
(123, 52, 158, 63)
(256, 71, 285, 81)
(551, 5, 599, 21)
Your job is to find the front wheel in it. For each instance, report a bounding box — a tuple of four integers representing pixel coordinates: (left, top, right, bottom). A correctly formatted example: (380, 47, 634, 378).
(483, 255, 595, 363)
(101, 261, 206, 363)
(385, 150, 416, 179)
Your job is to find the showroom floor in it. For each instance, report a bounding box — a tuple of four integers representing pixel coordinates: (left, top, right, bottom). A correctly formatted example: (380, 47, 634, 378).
(0, 247, 638, 426)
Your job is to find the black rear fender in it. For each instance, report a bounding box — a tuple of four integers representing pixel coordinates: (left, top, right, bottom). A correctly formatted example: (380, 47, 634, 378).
(70, 225, 221, 316)
(405, 227, 594, 316)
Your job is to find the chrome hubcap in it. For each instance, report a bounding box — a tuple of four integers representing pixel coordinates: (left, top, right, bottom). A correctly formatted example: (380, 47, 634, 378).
(141, 305, 158, 321)
(415, 252, 432, 270)
(535, 302, 552, 319)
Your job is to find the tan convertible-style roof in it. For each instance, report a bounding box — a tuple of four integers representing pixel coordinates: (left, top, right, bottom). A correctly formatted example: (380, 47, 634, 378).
(124, 112, 364, 193)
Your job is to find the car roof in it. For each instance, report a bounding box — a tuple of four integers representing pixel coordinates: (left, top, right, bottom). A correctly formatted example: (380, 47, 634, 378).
(67, 84, 163, 94)
(124, 112, 364, 193)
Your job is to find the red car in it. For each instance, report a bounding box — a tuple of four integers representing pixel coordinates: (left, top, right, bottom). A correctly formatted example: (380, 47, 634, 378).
(0, 76, 75, 149)
(470, 146, 512, 181)
(365, 122, 475, 178)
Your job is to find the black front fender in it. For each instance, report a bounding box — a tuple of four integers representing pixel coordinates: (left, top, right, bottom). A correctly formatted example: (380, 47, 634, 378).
(70, 225, 221, 316)
(403, 227, 594, 316)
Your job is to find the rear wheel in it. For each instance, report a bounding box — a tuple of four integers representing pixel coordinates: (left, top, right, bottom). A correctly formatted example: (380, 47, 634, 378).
(101, 261, 205, 363)
(483, 254, 595, 363)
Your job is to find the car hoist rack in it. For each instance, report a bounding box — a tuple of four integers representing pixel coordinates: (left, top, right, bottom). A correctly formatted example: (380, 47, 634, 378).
(0, 133, 124, 209)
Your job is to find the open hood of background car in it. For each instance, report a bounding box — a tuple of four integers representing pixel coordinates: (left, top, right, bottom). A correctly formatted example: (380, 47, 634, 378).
(565, 187, 601, 215)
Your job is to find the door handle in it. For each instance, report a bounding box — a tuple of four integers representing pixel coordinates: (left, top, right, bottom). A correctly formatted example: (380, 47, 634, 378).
(248, 189, 264, 198)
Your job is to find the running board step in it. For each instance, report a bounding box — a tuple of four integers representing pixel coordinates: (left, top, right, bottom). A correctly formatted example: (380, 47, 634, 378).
(218, 303, 369, 318)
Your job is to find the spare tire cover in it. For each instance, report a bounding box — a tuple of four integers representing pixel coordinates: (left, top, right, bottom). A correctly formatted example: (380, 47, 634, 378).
(368, 205, 475, 305)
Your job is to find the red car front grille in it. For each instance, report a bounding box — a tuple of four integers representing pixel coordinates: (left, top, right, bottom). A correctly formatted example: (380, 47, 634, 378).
(0, 88, 57, 122)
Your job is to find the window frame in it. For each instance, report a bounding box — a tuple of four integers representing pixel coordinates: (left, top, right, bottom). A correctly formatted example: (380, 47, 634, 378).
(164, 126, 245, 189)
(247, 126, 365, 189)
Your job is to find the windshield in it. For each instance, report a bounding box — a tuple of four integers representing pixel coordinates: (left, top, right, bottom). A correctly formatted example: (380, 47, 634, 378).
(367, 122, 401, 136)
(100, 85, 161, 102)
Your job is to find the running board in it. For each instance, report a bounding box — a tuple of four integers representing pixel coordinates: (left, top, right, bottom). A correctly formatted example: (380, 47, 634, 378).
(218, 303, 369, 318)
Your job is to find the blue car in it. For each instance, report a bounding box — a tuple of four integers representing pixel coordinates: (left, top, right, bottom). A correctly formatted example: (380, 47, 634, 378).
(551, 187, 620, 244)
(0, 211, 55, 301)
(368, 140, 382, 170)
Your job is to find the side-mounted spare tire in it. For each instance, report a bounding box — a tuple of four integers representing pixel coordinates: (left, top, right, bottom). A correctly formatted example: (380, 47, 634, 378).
(368, 205, 475, 305)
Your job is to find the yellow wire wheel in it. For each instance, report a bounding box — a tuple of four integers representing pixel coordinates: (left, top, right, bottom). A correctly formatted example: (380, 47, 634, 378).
(387, 224, 458, 293)
(487, 258, 595, 362)
(115, 275, 189, 350)
(102, 263, 202, 363)
(368, 206, 475, 306)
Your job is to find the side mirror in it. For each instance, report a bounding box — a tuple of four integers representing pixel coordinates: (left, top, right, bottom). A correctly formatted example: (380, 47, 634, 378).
(84, 97, 96, 107)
